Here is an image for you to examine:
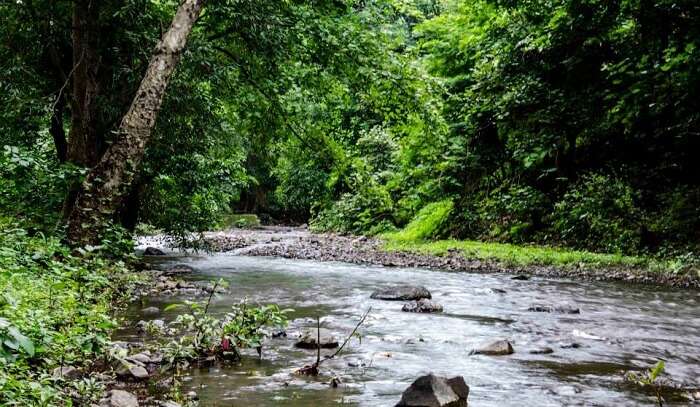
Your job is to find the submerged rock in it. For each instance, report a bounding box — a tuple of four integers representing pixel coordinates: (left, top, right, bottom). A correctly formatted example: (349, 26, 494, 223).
(527, 304, 580, 314)
(371, 285, 432, 301)
(396, 374, 469, 407)
(402, 299, 444, 313)
(294, 328, 339, 349)
(470, 340, 514, 356)
(164, 264, 195, 275)
(101, 390, 139, 407)
(144, 247, 165, 256)
(511, 274, 530, 281)
(529, 346, 554, 355)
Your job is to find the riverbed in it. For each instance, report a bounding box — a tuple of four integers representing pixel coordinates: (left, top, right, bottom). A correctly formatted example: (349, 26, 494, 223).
(117, 247, 700, 406)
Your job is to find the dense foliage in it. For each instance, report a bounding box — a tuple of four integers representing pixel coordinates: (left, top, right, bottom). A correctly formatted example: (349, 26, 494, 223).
(0, 217, 136, 405)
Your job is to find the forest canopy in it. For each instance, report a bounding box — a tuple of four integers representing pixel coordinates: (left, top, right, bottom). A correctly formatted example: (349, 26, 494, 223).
(1, 0, 698, 255)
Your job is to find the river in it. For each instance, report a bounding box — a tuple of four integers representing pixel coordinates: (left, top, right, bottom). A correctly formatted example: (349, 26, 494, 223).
(117, 251, 700, 406)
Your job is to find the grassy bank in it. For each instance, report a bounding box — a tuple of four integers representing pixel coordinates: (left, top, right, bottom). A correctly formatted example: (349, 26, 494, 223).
(0, 218, 140, 405)
(383, 236, 700, 277)
(379, 200, 699, 276)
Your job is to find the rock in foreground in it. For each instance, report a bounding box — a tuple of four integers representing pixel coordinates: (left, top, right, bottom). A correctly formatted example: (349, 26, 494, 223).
(470, 340, 514, 356)
(100, 390, 139, 407)
(396, 374, 469, 407)
(402, 299, 444, 313)
(294, 328, 339, 349)
(371, 285, 432, 301)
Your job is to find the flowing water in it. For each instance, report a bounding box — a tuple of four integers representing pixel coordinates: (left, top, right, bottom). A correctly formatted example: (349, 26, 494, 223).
(117, 253, 700, 406)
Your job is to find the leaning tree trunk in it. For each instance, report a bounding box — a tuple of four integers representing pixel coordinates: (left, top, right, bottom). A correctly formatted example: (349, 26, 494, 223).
(66, 0, 205, 246)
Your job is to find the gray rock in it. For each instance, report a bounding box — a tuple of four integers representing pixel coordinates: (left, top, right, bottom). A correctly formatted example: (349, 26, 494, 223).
(371, 285, 432, 301)
(103, 390, 139, 407)
(294, 328, 339, 349)
(127, 353, 152, 364)
(396, 374, 469, 407)
(402, 299, 444, 313)
(511, 274, 530, 280)
(144, 247, 165, 256)
(117, 364, 149, 380)
(470, 340, 514, 356)
(159, 402, 181, 407)
(52, 366, 80, 379)
(142, 306, 159, 316)
(527, 304, 580, 314)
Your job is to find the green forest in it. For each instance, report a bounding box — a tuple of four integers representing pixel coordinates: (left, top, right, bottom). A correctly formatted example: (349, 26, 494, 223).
(1, 0, 699, 406)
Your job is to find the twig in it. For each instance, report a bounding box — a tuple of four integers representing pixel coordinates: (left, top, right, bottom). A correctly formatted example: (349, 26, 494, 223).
(322, 307, 372, 364)
(296, 307, 372, 375)
(316, 316, 321, 365)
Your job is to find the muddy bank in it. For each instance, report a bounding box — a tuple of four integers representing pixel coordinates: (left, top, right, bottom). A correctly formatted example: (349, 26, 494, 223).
(143, 227, 700, 289)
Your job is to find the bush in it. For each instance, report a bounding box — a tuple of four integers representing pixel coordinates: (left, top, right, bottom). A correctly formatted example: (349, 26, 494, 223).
(549, 173, 643, 253)
(310, 168, 396, 235)
(477, 185, 549, 242)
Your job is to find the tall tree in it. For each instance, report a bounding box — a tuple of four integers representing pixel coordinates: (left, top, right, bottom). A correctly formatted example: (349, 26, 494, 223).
(66, 0, 205, 245)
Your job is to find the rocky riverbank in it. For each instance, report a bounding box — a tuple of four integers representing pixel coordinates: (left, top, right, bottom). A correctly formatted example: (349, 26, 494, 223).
(141, 227, 700, 289)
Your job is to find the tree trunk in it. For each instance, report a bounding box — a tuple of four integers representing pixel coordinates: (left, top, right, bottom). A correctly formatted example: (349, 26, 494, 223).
(67, 0, 101, 167)
(66, 0, 205, 246)
(50, 94, 68, 163)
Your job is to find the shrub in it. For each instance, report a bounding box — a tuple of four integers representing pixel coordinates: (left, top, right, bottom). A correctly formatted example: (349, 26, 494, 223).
(549, 173, 643, 253)
(477, 185, 549, 242)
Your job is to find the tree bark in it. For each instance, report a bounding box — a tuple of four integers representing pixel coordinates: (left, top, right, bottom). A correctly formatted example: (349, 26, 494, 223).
(66, 0, 205, 245)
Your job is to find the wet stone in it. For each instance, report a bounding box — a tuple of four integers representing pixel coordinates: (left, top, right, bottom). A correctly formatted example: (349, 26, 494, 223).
(294, 328, 339, 349)
(371, 285, 432, 301)
(144, 247, 165, 256)
(402, 298, 444, 313)
(396, 374, 469, 407)
(529, 346, 554, 355)
(470, 340, 514, 356)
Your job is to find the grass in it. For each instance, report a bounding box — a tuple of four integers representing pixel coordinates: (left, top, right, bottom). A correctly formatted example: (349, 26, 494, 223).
(382, 237, 661, 269)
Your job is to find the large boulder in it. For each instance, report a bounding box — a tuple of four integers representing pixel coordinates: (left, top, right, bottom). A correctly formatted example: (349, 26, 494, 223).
(470, 340, 514, 356)
(396, 374, 469, 407)
(294, 328, 339, 349)
(100, 390, 139, 407)
(371, 286, 432, 301)
(402, 299, 444, 313)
